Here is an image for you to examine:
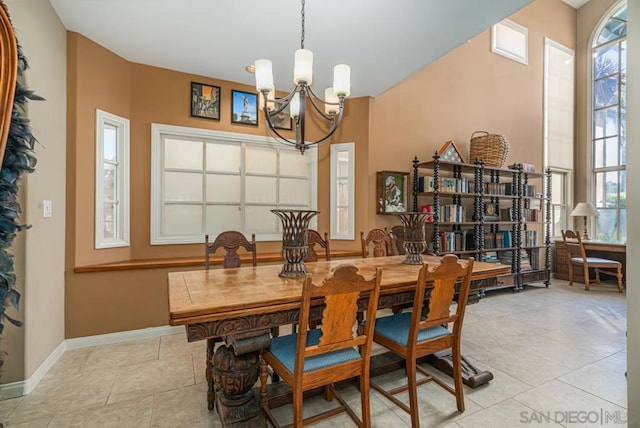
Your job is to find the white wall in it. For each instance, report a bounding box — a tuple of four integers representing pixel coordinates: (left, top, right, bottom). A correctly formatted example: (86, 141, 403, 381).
(626, 0, 639, 423)
(4, 0, 67, 383)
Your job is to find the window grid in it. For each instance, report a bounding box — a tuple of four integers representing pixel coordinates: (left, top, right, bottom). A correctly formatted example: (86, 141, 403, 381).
(95, 110, 130, 249)
(330, 143, 355, 240)
(151, 125, 317, 244)
(590, 2, 626, 242)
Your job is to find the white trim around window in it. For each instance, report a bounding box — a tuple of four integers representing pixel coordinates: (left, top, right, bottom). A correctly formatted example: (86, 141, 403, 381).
(150, 124, 318, 245)
(491, 19, 528, 65)
(95, 109, 130, 249)
(330, 142, 355, 240)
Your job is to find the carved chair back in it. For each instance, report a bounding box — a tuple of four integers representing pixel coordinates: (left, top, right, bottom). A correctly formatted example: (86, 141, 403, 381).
(361, 228, 394, 258)
(205, 231, 257, 269)
(390, 225, 406, 255)
(306, 229, 330, 262)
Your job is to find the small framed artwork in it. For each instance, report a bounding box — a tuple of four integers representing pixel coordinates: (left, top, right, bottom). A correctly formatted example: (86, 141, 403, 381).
(231, 90, 258, 126)
(191, 82, 220, 120)
(376, 171, 410, 214)
(270, 104, 293, 130)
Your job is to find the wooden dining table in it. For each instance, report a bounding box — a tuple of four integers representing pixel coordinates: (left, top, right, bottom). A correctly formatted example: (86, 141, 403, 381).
(168, 255, 510, 427)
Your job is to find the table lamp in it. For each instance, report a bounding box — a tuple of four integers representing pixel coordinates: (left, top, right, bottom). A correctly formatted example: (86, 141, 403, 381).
(570, 202, 597, 240)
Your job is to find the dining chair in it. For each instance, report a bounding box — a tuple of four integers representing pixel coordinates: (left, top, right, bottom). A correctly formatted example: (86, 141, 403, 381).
(205, 230, 257, 269)
(306, 229, 331, 262)
(361, 228, 394, 258)
(259, 264, 383, 427)
(390, 225, 406, 255)
(370, 254, 474, 427)
(561, 229, 623, 292)
(203, 230, 258, 409)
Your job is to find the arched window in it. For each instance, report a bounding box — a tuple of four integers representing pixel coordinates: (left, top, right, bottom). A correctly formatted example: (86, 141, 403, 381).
(590, 2, 627, 242)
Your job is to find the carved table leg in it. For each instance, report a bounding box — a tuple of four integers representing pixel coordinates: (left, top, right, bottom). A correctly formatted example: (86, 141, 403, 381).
(426, 350, 494, 388)
(206, 338, 217, 410)
(212, 333, 270, 427)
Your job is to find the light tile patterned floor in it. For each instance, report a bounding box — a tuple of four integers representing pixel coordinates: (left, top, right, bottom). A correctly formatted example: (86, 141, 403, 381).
(0, 279, 628, 427)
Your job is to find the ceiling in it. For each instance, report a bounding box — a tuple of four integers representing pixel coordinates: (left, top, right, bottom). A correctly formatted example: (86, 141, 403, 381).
(49, 0, 581, 98)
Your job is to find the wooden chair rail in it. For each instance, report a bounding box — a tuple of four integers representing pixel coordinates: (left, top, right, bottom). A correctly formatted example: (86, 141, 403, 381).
(74, 250, 362, 273)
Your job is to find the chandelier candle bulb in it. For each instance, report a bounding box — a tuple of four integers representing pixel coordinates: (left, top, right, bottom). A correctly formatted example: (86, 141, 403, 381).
(324, 87, 339, 115)
(290, 92, 301, 118)
(258, 86, 275, 112)
(293, 49, 313, 85)
(254, 59, 274, 91)
(333, 64, 351, 97)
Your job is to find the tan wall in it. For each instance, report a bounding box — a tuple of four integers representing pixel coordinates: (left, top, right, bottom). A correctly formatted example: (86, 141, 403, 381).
(4, 0, 67, 383)
(369, 0, 575, 231)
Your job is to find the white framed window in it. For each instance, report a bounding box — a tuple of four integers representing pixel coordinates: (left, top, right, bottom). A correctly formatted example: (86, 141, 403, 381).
(491, 19, 528, 65)
(330, 142, 355, 240)
(589, 2, 627, 242)
(95, 109, 130, 249)
(549, 168, 572, 238)
(151, 124, 318, 244)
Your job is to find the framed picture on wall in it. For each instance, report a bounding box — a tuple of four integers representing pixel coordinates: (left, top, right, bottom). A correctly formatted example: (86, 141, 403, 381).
(376, 171, 410, 214)
(191, 82, 220, 120)
(271, 104, 293, 130)
(231, 90, 258, 126)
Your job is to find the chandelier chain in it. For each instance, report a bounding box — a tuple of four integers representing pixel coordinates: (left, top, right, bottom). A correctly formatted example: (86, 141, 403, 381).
(300, 0, 305, 49)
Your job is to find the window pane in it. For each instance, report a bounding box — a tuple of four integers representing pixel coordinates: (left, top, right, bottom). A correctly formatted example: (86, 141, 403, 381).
(163, 205, 202, 235)
(551, 173, 563, 204)
(103, 163, 116, 202)
(593, 107, 618, 138)
(280, 150, 308, 177)
(279, 178, 308, 205)
(165, 139, 203, 170)
(206, 142, 241, 172)
(337, 151, 350, 177)
(164, 171, 202, 201)
(245, 205, 278, 234)
(103, 202, 116, 239)
(246, 146, 276, 174)
(619, 209, 626, 242)
(246, 176, 276, 204)
(206, 174, 241, 203)
(337, 178, 349, 205)
(594, 76, 618, 108)
(594, 45, 619, 78)
(337, 207, 349, 234)
(595, 171, 619, 208)
(552, 205, 564, 237)
(594, 137, 619, 168)
(206, 205, 242, 233)
(621, 40, 627, 76)
(103, 124, 117, 161)
(596, 209, 616, 241)
(620, 170, 626, 208)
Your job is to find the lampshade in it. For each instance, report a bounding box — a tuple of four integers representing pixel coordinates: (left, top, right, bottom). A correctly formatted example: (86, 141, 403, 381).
(570, 202, 597, 217)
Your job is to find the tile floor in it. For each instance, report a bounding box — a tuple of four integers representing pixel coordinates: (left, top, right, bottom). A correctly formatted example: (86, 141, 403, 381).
(0, 279, 627, 427)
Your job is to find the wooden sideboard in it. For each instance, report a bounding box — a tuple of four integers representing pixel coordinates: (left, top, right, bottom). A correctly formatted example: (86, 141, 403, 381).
(553, 239, 626, 283)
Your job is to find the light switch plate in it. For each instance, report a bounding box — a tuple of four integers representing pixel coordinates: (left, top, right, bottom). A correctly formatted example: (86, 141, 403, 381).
(43, 200, 52, 218)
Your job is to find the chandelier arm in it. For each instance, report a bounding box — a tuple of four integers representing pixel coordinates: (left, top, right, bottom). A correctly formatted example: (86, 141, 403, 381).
(305, 105, 345, 146)
(305, 87, 338, 121)
(263, 112, 299, 146)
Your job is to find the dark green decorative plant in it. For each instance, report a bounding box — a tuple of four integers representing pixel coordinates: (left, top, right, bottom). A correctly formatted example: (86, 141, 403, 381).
(0, 40, 41, 369)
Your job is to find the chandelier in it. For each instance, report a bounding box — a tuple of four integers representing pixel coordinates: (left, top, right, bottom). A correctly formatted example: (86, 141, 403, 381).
(253, 0, 350, 155)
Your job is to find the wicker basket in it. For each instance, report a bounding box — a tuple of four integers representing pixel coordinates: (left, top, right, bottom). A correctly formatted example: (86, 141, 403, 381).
(469, 131, 509, 167)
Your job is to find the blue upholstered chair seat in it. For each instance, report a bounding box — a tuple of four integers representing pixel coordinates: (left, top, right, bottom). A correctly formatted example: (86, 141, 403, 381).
(571, 257, 620, 265)
(269, 328, 360, 373)
(374, 312, 450, 346)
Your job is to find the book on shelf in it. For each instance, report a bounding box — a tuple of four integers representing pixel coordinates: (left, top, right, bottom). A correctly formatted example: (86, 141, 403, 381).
(522, 208, 540, 222)
(520, 250, 532, 271)
(418, 176, 473, 193)
(435, 229, 468, 253)
(499, 230, 512, 248)
(523, 230, 538, 247)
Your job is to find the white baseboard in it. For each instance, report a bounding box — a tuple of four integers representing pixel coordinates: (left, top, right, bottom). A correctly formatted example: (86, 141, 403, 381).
(0, 324, 185, 399)
(65, 325, 184, 350)
(0, 340, 66, 399)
